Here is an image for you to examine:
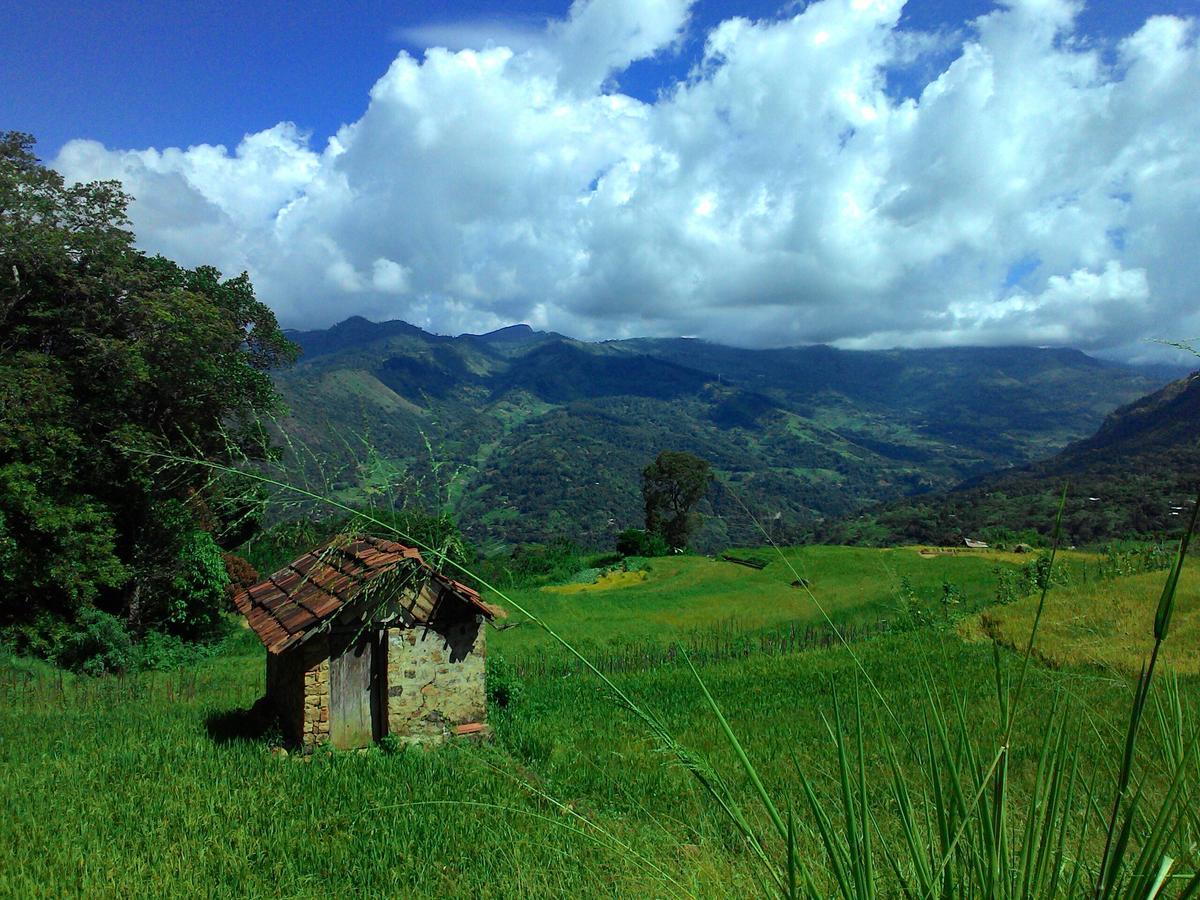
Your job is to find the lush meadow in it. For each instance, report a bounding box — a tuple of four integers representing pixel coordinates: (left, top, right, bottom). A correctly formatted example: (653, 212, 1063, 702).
(487, 544, 1088, 655)
(2, 545, 1198, 897)
(976, 567, 1200, 676)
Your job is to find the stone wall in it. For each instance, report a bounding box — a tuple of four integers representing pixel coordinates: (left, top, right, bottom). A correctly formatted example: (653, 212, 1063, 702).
(266, 639, 329, 749)
(266, 614, 486, 750)
(301, 653, 330, 748)
(385, 615, 486, 741)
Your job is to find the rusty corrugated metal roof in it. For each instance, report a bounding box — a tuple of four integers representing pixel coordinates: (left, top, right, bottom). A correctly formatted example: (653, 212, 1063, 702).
(231, 535, 492, 654)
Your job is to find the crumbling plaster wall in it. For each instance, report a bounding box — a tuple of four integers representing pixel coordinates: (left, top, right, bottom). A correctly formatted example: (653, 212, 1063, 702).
(385, 616, 486, 741)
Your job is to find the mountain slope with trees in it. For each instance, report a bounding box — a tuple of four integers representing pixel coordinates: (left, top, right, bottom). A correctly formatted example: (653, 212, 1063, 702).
(824, 370, 1200, 546)
(273, 316, 1181, 551)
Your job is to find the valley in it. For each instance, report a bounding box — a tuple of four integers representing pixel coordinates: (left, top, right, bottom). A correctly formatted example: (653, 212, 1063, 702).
(274, 316, 1183, 551)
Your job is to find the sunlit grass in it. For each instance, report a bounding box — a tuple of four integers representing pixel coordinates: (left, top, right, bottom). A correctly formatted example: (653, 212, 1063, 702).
(5, 620, 1193, 897)
(491, 545, 1043, 656)
(977, 568, 1200, 676)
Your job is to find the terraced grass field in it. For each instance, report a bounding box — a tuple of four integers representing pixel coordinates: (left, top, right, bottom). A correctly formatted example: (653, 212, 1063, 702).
(2, 545, 1196, 897)
(488, 544, 1096, 656)
(975, 567, 1200, 676)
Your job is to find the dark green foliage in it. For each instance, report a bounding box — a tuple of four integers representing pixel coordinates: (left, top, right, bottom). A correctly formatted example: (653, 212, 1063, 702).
(241, 518, 334, 575)
(55, 618, 223, 676)
(828, 371, 1200, 547)
(377, 733, 404, 755)
(130, 629, 223, 672)
(0, 132, 297, 651)
(615, 527, 669, 558)
(477, 538, 587, 589)
(53, 608, 135, 676)
(976, 525, 1048, 550)
(164, 528, 230, 639)
(490, 340, 710, 403)
(642, 450, 712, 550)
(485, 652, 524, 709)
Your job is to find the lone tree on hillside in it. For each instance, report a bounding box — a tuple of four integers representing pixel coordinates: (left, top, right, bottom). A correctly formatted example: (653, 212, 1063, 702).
(642, 451, 712, 550)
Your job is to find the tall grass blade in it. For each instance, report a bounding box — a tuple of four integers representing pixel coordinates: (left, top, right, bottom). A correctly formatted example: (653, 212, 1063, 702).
(1095, 487, 1199, 898)
(786, 805, 797, 900)
(683, 652, 788, 844)
(1154, 488, 1200, 641)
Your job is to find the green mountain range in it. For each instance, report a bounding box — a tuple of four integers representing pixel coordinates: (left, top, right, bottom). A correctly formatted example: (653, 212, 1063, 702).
(272, 316, 1184, 551)
(826, 370, 1200, 547)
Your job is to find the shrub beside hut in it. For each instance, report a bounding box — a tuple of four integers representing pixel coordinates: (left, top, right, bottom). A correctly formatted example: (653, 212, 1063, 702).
(232, 535, 495, 750)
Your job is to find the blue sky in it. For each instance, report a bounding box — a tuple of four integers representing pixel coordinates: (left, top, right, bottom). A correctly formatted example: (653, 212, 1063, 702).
(7, 1, 1199, 359)
(5, 0, 1188, 156)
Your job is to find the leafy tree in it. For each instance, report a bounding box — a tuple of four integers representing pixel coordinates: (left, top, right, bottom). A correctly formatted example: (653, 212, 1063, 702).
(642, 450, 712, 550)
(0, 132, 298, 656)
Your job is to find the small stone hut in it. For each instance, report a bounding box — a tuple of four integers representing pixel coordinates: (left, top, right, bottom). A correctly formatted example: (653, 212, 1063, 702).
(232, 535, 495, 750)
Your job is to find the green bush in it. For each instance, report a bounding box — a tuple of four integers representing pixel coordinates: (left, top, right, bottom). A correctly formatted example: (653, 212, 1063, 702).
(893, 576, 934, 630)
(164, 529, 230, 639)
(566, 567, 603, 585)
(977, 525, 1046, 551)
(377, 733, 404, 755)
(479, 539, 586, 588)
(1095, 540, 1173, 580)
(485, 653, 524, 709)
(615, 528, 669, 558)
(54, 608, 134, 675)
(131, 629, 217, 671)
(994, 551, 1074, 604)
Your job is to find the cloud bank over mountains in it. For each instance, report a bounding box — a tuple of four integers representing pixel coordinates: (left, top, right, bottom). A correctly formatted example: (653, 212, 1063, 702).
(54, 0, 1198, 359)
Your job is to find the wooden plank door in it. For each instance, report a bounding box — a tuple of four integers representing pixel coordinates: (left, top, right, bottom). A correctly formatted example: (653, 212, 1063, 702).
(329, 629, 380, 749)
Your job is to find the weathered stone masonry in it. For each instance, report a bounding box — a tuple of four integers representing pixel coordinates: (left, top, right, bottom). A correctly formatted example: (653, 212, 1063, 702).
(265, 615, 486, 749)
(265, 638, 330, 747)
(385, 617, 486, 741)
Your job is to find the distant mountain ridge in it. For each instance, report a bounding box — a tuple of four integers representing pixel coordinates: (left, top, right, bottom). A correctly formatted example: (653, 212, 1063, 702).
(272, 316, 1186, 550)
(467, 323, 568, 346)
(827, 370, 1200, 546)
(1058, 372, 1200, 463)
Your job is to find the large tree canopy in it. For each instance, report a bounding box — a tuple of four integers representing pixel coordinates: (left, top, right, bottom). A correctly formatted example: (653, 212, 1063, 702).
(0, 132, 297, 657)
(642, 450, 712, 551)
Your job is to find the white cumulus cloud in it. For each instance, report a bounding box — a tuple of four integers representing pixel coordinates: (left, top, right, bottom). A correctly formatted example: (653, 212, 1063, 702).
(52, 0, 1200, 359)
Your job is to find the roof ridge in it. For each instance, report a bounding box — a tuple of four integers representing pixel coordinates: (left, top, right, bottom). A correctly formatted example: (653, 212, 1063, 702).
(237, 534, 491, 653)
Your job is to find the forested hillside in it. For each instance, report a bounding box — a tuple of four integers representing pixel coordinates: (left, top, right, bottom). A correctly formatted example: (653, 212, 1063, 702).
(825, 370, 1200, 546)
(273, 315, 1180, 550)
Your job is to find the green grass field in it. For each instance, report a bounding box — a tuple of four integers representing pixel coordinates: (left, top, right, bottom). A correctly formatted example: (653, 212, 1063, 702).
(2, 546, 1197, 897)
(975, 567, 1200, 676)
(487, 545, 1085, 656)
